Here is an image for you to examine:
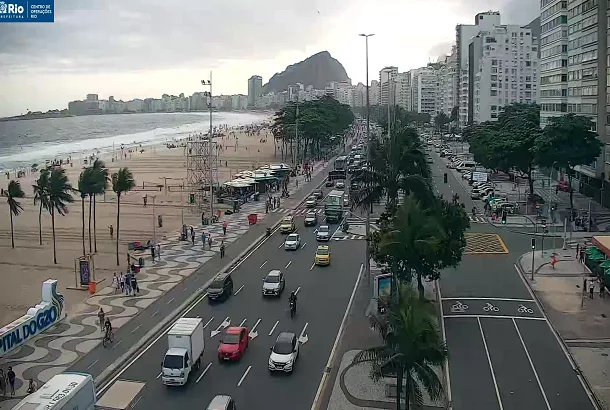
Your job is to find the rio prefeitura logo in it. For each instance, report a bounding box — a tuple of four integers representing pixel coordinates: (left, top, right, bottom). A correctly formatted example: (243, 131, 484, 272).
(0, 1, 26, 20)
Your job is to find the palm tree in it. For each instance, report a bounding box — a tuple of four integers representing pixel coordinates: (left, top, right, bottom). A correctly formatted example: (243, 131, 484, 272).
(378, 195, 446, 299)
(90, 159, 109, 253)
(32, 168, 51, 245)
(46, 167, 74, 264)
(3, 180, 25, 249)
(112, 168, 135, 266)
(78, 168, 96, 253)
(353, 284, 447, 410)
(77, 170, 93, 256)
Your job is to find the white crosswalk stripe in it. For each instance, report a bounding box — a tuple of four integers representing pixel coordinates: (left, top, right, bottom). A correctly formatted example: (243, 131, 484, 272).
(469, 215, 487, 224)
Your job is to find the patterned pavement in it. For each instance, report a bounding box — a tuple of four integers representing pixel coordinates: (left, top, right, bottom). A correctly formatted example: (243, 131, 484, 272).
(464, 232, 509, 254)
(0, 160, 328, 397)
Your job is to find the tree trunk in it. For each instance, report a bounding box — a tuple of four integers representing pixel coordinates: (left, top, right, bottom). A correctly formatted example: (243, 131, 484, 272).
(417, 272, 425, 300)
(52, 208, 57, 264)
(88, 195, 92, 253)
(116, 194, 121, 266)
(81, 196, 86, 256)
(38, 203, 43, 245)
(397, 369, 405, 410)
(93, 195, 98, 253)
(9, 210, 14, 249)
(567, 173, 575, 221)
(527, 167, 534, 200)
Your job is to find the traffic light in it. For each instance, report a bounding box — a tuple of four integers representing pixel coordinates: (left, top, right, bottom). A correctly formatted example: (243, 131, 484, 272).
(531, 238, 536, 250)
(443, 173, 448, 183)
(501, 210, 507, 224)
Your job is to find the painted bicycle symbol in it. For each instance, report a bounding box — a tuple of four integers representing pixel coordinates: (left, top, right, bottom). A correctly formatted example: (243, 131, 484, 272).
(517, 305, 534, 314)
(450, 301, 469, 313)
(483, 302, 500, 312)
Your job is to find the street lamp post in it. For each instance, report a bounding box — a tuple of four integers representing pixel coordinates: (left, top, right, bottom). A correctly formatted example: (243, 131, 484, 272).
(202, 74, 214, 219)
(151, 195, 156, 245)
(359, 33, 374, 286)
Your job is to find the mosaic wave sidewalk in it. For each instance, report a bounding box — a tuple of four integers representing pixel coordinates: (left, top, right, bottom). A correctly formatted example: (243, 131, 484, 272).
(0, 160, 328, 397)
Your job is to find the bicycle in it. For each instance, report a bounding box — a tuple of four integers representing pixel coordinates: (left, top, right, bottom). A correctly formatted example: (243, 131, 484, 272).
(450, 301, 468, 313)
(517, 305, 534, 314)
(102, 330, 114, 348)
(483, 303, 499, 312)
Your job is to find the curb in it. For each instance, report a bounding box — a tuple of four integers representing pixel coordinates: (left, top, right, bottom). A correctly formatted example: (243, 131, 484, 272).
(94, 158, 335, 392)
(514, 257, 604, 410)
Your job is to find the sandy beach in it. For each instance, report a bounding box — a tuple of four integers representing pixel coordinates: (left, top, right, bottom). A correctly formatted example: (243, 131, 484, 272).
(0, 123, 281, 326)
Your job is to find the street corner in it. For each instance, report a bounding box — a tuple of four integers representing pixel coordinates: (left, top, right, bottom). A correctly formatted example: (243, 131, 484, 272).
(464, 232, 508, 254)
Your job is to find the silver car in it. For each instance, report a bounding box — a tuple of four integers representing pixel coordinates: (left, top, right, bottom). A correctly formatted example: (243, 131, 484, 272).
(305, 196, 317, 208)
(336, 181, 345, 189)
(262, 270, 285, 297)
(284, 233, 301, 250)
(316, 225, 331, 241)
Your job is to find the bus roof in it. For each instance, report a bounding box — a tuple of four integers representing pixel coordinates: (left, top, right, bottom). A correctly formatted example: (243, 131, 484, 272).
(328, 190, 345, 197)
(13, 373, 93, 410)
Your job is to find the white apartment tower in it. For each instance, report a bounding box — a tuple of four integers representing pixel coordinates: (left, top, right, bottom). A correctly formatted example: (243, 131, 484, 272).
(395, 72, 412, 110)
(437, 50, 458, 116)
(539, 0, 568, 127)
(370, 80, 380, 106)
(379, 66, 399, 105)
(456, 12, 502, 126)
(411, 66, 438, 116)
(469, 24, 539, 123)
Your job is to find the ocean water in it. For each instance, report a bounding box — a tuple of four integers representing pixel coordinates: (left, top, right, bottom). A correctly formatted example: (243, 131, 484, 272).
(0, 112, 269, 171)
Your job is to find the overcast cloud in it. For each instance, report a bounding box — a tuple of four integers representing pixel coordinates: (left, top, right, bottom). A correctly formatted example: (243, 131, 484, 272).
(0, 0, 538, 116)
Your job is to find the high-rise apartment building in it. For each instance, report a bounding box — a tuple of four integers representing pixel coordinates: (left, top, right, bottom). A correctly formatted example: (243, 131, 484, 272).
(395, 72, 412, 110)
(565, 0, 607, 180)
(247, 75, 263, 107)
(379, 66, 399, 105)
(370, 80, 380, 106)
(539, 1, 569, 127)
(456, 12, 502, 126)
(411, 66, 438, 116)
(469, 23, 539, 123)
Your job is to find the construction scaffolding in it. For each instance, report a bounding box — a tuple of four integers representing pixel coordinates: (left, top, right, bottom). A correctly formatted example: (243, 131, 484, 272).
(185, 134, 218, 213)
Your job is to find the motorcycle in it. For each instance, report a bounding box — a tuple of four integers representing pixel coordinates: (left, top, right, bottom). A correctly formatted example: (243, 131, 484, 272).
(289, 300, 296, 318)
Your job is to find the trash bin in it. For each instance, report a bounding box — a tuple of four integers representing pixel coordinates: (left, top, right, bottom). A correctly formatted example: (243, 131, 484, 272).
(248, 214, 258, 225)
(139, 257, 144, 267)
(88, 282, 96, 295)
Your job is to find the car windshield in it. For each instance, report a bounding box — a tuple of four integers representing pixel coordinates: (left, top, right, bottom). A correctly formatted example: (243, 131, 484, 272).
(308, 196, 316, 201)
(317, 248, 329, 255)
(163, 354, 183, 369)
(265, 275, 280, 283)
(209, 280, 224, 291)
(273, 340, 293, 355)
(306, 212, 316, 218)
(319, 226, 329, 233)
(222, 333, 240, 344)
(282, 217, 293, 223)
(287, 234, 298, 241)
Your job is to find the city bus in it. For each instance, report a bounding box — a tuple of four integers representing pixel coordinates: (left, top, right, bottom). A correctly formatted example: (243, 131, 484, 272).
(13, 372, 95, 410)
(334, 156, 348, 171)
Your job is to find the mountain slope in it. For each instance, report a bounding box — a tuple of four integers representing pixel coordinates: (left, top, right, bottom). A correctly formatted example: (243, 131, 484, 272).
(262, 51, 351, 93)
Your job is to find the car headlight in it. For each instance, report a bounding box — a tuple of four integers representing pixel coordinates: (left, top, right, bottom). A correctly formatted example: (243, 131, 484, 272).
(180, 372, 185, 377)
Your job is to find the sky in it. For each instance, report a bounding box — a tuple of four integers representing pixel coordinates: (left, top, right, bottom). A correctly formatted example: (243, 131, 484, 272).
(0, 0, 539, 117)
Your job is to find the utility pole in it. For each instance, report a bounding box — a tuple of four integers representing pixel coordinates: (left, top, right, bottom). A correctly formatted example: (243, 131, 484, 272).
(208, 72, 214, 219)
(360, 33, 375, 286)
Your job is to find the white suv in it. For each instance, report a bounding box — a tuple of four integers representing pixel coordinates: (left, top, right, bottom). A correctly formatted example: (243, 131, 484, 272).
(268, 332, 299, 373)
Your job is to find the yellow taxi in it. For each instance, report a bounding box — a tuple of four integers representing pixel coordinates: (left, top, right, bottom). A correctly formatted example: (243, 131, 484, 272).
(280, 215, 296, 234)
(315, 245, 331, 266)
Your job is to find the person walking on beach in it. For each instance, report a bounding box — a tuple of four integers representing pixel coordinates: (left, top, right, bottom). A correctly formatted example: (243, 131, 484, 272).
(201, 231, 207, 250)
(119, 272, 125, 292)
(109, 224, 114, 238)
(222, 221, 228, 236)
(112, 273, 120, 293)
(7, 367, 15, 396)
(151, 244, 156, 262)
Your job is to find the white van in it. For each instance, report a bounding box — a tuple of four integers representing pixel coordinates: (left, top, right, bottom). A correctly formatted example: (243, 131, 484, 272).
(13, 372, 95, 410)
(456, 161, 476, 171)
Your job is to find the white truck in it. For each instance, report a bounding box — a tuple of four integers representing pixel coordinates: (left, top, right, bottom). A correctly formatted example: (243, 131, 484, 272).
(95, 380, 146, 410)
(161, 317, 205, 386)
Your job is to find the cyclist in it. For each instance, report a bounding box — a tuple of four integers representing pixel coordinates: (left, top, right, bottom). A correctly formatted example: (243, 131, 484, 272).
(289, 291, 297, 313)
(104, 317, 113, 342)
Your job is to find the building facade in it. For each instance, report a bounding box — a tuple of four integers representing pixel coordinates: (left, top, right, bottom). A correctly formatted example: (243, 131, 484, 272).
(247, 75, 263, 107)
(379, 66, 399, 105)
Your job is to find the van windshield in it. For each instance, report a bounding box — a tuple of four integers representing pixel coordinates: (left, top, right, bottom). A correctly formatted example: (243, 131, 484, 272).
(209, 279, 225, 291)
(163, 354, 184, 369)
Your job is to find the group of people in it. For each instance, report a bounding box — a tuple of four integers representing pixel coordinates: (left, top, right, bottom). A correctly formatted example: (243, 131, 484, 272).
(112, 271, 139, 296)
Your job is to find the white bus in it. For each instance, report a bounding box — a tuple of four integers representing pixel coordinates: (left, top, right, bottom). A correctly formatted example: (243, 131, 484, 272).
(13, 372, 95, 410)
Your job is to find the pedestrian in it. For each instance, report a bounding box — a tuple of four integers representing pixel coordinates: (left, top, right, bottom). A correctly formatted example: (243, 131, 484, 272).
(151, 245, 156, 262)
(132, 276, 139, 295)
(201, 232, 206, 249)
(7, 367, 15, 396)
(576, 243, 580, 259)
(27, 378, 37, 394)
(191, 230, 195, 245)
(119, 272, 125, 292)
(143, 194, 147, 207)
(550, 254, 557, 269)
(109, 224, 114, 238)
(156, 243, 161, 260)
(589, 279, 595, 299)
(201, 212, 205, 226)
(222, 221, 228, 235)
(112, 273, 120, 293)
(220, 240, 225, 258)
(599, 277, 605, 298)
(124, 272, 132, 295)
(208, 234, 212, 250)
(97, 307, 105, 331)
(0, 369, 6, 397)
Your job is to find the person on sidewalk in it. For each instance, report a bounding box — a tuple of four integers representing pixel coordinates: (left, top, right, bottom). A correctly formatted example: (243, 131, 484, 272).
(220, 240, 225, 258)
(112, 273, 120, 293)
(119, 272, 125, 293)
(551, 254, 557, 269)
(97, 308, 105, 331)
(156, 243, 161, 260)
(0, 369, 6, 397)
(151, 245, 156, 262)
(7, 367, 15, 396)
(589, 280, 595, 299)
(223, 221, 228, 235)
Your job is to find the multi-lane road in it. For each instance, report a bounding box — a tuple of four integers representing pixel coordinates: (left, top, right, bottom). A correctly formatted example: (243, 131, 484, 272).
(430, 148, 599, 410)
(96, 200, 365, 410)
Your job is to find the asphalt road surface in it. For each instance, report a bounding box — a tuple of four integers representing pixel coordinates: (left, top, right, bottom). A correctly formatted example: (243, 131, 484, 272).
(429, 148, 598, 410)
(97, 202, 363, 410)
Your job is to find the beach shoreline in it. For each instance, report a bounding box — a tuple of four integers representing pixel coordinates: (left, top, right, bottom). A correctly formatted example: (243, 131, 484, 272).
(0, 115, 285, 326)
